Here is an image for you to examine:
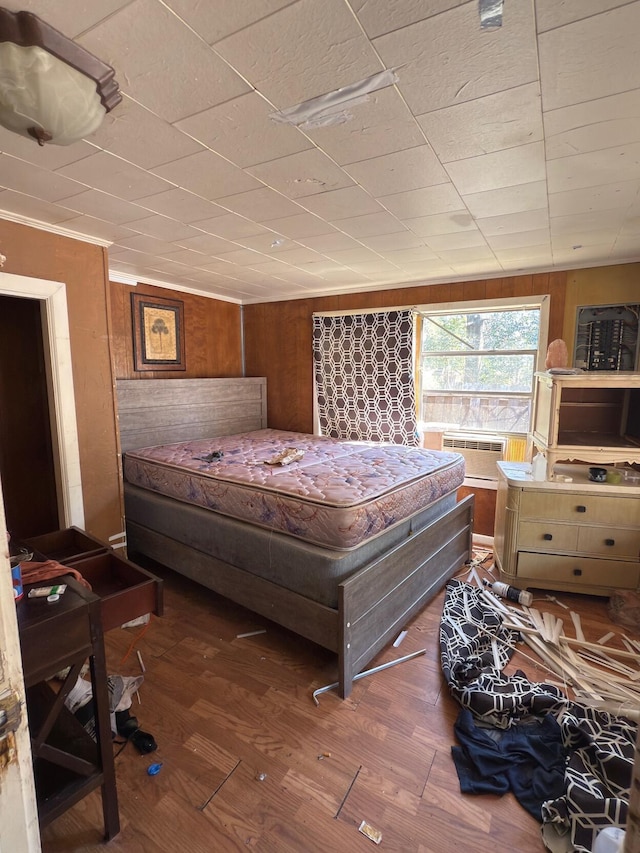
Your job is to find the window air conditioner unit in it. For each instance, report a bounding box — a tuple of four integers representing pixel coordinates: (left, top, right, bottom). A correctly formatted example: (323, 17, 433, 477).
(442, 433, 507, 480)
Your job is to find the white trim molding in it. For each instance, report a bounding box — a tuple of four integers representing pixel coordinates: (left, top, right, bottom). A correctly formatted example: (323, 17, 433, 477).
(0, 272, 85, 529)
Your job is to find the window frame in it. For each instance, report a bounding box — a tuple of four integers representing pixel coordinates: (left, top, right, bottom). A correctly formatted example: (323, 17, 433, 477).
(417, 294, 550, 437)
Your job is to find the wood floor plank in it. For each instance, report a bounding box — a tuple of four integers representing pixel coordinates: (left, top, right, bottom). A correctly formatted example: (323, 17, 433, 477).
(38, 560, 636, 852)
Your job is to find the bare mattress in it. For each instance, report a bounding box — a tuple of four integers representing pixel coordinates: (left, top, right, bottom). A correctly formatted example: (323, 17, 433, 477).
(123, 428, 465, 551)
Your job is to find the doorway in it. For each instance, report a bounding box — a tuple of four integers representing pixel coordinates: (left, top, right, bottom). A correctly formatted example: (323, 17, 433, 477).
(0, 295, 58, 538)
(0, 272, 85, 535)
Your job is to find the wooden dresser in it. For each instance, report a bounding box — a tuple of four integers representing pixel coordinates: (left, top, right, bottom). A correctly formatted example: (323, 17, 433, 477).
(494, 461, 640, 595)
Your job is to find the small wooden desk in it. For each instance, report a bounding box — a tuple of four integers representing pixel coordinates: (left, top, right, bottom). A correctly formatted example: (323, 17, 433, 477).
(17, 575, 119, 840)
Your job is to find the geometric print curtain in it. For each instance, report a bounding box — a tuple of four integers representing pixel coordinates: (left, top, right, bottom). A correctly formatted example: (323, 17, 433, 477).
(312, 308, 419, 446)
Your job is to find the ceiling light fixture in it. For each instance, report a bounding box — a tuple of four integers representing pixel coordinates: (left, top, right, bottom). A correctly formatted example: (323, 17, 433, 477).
(0, 7, 121, 146)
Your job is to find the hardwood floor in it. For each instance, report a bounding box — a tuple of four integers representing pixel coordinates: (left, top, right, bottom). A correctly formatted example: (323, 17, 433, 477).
(39, 557, 630, 852)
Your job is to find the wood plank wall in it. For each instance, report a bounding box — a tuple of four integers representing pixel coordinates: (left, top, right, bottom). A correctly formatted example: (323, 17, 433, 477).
(109, 281, 243, 379)
(244, 272, 568, 434)
(0, 220, 122, 541)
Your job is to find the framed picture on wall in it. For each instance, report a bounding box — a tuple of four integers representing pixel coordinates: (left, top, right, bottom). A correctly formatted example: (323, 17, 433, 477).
(131, 293, 186, 371)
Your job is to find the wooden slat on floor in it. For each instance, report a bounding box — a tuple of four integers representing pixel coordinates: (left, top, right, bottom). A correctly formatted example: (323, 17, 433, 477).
(39, 559, 633, 852)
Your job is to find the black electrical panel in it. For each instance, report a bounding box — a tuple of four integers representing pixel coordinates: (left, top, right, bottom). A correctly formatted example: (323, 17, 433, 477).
(574, 304, 640, 371)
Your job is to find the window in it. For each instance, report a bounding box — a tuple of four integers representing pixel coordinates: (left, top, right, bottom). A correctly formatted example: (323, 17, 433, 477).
(418, 299, 546, 435)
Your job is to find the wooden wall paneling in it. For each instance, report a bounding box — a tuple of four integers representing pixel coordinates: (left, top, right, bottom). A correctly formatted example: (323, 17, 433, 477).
(462, 280, 487, 301)
(0, 220, 121, 542)
(457, 485, 497, 537)
(244, 271, 571, 433)
(109, 281, 243, 379)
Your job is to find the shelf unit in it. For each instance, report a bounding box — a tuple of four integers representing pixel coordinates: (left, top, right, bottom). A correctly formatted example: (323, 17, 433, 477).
(531, 371, 640, 480)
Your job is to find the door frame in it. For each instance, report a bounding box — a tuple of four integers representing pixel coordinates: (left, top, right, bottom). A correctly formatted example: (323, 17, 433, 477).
(0, 273, 84, 529)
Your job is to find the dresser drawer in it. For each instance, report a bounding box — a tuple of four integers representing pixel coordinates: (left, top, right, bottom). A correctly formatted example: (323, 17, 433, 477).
(516, 551, 640, 589)
(577, 526, 640, 559)
(518, 521, 578, 552)
(69, 552, 163, 632)
(520, 491, 640, 526)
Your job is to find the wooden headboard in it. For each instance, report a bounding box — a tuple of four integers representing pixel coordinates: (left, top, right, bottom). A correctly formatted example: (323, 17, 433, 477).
(116, 377, 267, 452)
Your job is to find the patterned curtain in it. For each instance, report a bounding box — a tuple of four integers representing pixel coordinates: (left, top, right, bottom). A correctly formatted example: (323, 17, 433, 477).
(312, 309, 419, 446)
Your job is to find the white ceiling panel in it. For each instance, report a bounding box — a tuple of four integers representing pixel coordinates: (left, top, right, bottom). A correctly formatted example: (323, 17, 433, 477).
(214, 0, 381, 107)
(0, 0, 638, 303)
(174, 93, 313, 169)
(374, 2, 538, 116)
(79, 0, 251, 122)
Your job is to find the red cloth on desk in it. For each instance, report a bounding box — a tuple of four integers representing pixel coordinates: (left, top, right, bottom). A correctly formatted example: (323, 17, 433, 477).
(21, 559, 92, 590)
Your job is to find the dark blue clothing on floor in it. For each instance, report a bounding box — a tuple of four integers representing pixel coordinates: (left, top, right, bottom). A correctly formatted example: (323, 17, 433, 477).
(451, 708, 567, 820)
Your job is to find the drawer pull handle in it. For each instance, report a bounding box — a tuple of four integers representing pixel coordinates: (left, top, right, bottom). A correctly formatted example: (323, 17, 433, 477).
(573, 568, 582, 576)
(543, 533, 553, 541)
(576, 505, 586, 513)
(605, 539, 615, 547)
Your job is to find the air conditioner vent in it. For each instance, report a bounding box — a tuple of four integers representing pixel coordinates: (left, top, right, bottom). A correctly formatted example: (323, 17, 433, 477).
(443, 433, 506, 479)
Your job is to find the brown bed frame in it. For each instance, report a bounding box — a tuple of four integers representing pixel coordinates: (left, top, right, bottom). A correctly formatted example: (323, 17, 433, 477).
(117, 377, 474, 698)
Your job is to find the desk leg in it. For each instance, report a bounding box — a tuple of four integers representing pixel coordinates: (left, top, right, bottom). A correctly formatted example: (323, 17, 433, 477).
(87, 599, 120, 840)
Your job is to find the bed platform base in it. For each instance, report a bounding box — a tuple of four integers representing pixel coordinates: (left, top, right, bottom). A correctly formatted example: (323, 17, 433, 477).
(126, 494, 474, 698)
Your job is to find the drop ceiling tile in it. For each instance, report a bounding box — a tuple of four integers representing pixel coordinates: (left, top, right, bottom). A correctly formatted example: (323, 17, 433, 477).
(446, 142, 546, 196)
(324, 248, 379, 264)
(549, 182, 640, 218)
(383, 246, 439, 264)
(419, 83, 543, 163)
(359, 231, 426, 251)
(300, 186, 382, 220)
(495, 244, 554, 263)
(347, 261, 403, 277)
(216, 248, 270, 267)
(215, 0, 381, 107)
(87, 97, 204, 169)
(163, 0, 297, 44)
(0, 125, 96, 171)
(3, 0, 134, 38)
(175, 93, 312, 169)
(161, 248, 212, 266)
(194, 214, 269, 240)
(536, 0, 637, 34)
(152, 151, 262, 200)
(305, 87, 425, 166)
(247, 150, 354, 199)
(0, 155, 86, 202)
(79, 0, 251, 122)
(551, 209, 627, 236)
(400, 260, 455, 279)
(298, 233, 363, 253)
(374, 2, 538, 115)
(57, 151, 171, 200)
(610, 236, 640, 259)
(335, 211, 405, 239)
(115, 234, 180, 255)
(486, 229, 551, 251)
(404, 210, 475, 237)
(125, 214, 202, 242)
(547, 143, 640, 194)
(476, 209, 550, 237)
(197, 259, 240, 274)
(61, 189, 150, 223)
(0, 190, 79, 225)
(216, 188, 302, 222)
(436, 245, 496, 264)
(263, 213, 336, 239)
(60, 215, 136, 242)
(462, 181, 549, 219)
(544, 90, 640, 160)
(247, 259, 302, 276)
(174, 233, 238, 255)
(446, 258, 501, 276)
(553, 230, 619, 249)
(346, 146, 448, 197)
(425, 230, 488, 252)
(137, 189, 227, 223)
(349, 0, 467, 39)
(274, 248, 326, 266)
(379, 184, 464, 219)
(234, 233, 298, 253)
(539, 4, 640, 112)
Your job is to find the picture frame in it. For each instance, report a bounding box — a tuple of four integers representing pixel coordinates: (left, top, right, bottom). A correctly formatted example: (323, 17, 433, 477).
(131, 293, 186, 371)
